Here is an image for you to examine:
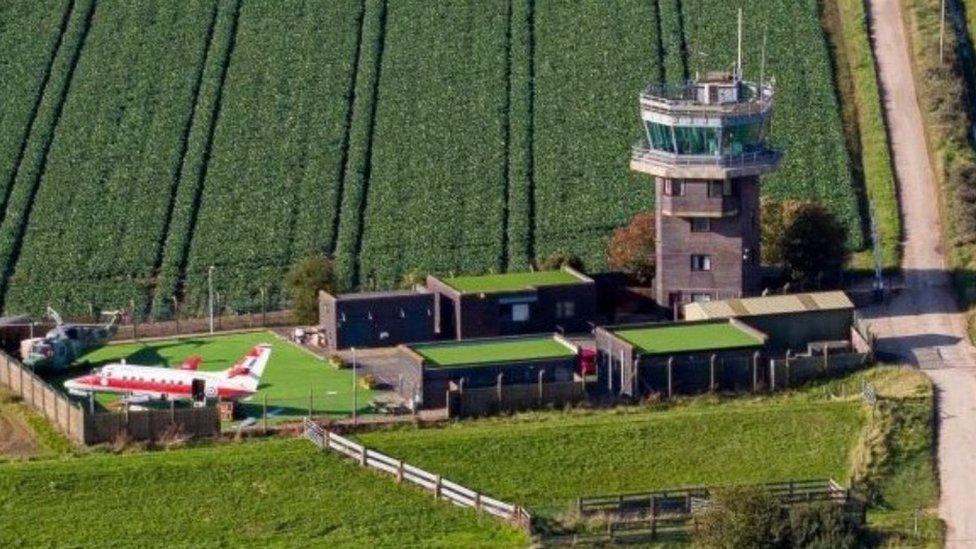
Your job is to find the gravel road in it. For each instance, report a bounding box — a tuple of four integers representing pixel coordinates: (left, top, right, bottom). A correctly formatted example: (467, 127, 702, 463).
(864, 0, 976, 544)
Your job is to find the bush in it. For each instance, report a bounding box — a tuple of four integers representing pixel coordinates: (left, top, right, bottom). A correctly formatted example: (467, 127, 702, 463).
(536, 251, 584, 272)
(606, 210, 655, 285)
(693, 486, 789, 549)
(763, 200, 849, 283)
(693, 487, 862, 549)
(285, 255, 335, 324)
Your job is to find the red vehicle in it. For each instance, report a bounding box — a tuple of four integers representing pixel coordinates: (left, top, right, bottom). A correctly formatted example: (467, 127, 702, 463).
(579, 348, 597, 376)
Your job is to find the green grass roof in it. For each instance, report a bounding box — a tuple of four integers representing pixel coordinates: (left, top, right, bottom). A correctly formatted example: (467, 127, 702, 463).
(443, 270, 584, 293)
(612, 322, 762, 356)
(412, 337, 576, 367)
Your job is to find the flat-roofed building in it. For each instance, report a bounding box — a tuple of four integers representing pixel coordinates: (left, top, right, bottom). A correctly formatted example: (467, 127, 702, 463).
(426, 267, 596, 339)
(318, 288, 434, 350)
(682, 291, 855, 351)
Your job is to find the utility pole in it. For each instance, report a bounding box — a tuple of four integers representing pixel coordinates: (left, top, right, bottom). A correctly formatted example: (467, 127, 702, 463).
(208, 265, 215, 334)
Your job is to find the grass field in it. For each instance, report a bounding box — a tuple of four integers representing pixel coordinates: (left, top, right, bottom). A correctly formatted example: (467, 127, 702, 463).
(412, 336, 575, 367)
(612, 322, 763, 355)
(444, 270, 583, 294)
(0, 438, 526, 547)
(359, 382, 866, 515)
(59, 331, 374, 421)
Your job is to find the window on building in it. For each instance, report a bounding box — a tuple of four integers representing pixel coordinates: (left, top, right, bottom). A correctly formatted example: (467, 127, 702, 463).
(691, 254, 711, 271)
(512, 303, 530, 322)
(724, 179, 737, 196)
(707, 180, 724, 197)
(556, 301, 576, 319)
(690, 218, 711, 232)
(691, 293, 712, 303)
(664, 179, 684, 196)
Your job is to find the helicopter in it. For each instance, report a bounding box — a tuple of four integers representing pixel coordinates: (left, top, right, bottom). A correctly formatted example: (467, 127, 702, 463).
(19, 307, 121, 372)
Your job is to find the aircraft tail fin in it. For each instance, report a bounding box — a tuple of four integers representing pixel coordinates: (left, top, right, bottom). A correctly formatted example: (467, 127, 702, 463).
(225, 344, 271, 392)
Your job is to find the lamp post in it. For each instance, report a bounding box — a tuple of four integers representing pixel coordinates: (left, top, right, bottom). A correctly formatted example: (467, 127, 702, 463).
(352, 347, 358, 424)
(208, 265, 215, 334)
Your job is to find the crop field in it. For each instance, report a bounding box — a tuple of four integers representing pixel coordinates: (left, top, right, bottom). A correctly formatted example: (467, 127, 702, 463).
(57, 330, 374, 421)
(358, 384, 865, 514)
(0, 0, 867, 316)
(0, 438, 526, 547)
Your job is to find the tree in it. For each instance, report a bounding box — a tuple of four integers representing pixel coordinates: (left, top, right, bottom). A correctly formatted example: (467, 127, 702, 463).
(285, 254, 335, 324)
(537, 250, 584, 272)
(607, 210, 656, 285)
(781, 202, 849, 283)
(762, 200, 849, 283)
(399, 268, 427, 290)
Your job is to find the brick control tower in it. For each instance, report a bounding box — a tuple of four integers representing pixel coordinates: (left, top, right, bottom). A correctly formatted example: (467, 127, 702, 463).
(631, 57, 780, 314)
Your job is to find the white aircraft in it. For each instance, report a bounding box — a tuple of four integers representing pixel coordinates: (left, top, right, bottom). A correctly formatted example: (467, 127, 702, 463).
(63, 344, 271, 402)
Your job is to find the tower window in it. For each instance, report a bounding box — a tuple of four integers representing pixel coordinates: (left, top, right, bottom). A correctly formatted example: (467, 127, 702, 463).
(691, 293, 712, 303)
(691, 255, 712, 271)
(664, 179, 684, 196)
(707, 181, 724, 197)
(690, 218, 711, 232)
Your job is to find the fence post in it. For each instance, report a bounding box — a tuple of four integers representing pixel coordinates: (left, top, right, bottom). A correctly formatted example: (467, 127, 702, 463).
(396, 460, 404, 483)
(769, 357, 776, 392)
(496, 373, 503, 405)
(709, 354, 717, 392)
(785, 350, 792, 388)
(475, 493, 482, 511)
(538, 369, 545, 405)
(434, 475, 442, 499)
(823, 346, 829, 372)
(667, 357, 674, 399)
(650, 495, 658, 539)
(360, 446, 367, 467)
(752, 352, 760, 392)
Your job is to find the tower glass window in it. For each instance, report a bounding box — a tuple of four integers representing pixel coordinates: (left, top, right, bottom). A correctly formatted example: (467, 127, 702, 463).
(645, 121, 674, 152)
(674, 126, 721, 155)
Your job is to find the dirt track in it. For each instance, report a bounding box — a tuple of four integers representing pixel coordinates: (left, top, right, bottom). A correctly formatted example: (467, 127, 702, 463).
(864, 0, 976, 544)
(0, 404, 40, 458)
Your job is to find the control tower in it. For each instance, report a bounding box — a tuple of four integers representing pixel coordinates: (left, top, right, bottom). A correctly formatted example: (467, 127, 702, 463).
(630, 67, 780, 313)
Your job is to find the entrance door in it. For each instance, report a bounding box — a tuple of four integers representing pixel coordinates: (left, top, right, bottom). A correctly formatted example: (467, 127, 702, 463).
(191, 378, 206, 401)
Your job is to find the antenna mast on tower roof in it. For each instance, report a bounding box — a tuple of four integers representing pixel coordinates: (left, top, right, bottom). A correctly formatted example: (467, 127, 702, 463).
(736, 8, 743, 80)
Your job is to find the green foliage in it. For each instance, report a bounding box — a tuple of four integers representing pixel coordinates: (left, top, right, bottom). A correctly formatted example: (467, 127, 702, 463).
(692, 486, 790, 549)
(781, 202, 850, 282)
(356, 0, 510, 287)
(683, 0, 863, 250)
(179, 0, 361, 313)
(536, 250, 584, 272)
(0, 0, 69, 209)
(505, 0, 534, 271)
(285, 254, 334, 324)
(659, 0, 688, 84)
(787, 503, 859, 549)
(0, 439, 527, 547)
(532, 0, 657, 269)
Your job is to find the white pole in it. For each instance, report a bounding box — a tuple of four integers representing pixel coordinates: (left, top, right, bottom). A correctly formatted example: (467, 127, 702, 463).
(208, 265, 215, 334)
(737, 8, 743, 80)
(352, 347, 358, 424)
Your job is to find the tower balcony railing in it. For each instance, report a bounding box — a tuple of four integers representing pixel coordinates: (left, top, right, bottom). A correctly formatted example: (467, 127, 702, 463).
(631, 146, 780, 168)
(640, 82, 774, 118)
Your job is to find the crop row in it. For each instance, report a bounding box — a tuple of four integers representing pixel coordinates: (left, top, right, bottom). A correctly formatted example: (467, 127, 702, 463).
(505, 0, 534, 271)
(355, 0, 511, 288)
(150, 0, 241, 316)
(177, 0, 363, 312)
(659, 0, 688, 84)
(681, 0, 864, 249)
(0, 0, 98, 313)
(0, 0, 71, 218)
(530, 0, 659, 270)
(334, 0, 386, 291)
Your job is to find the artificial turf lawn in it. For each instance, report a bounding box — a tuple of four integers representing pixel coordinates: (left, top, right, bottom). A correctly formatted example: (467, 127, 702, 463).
(62, 331, 374, 420)
(444, 269, 583, 293)
(359, 384, 867, 513)
(613, 322, 763, 356)
(412, 337, 576, 367)
(0, 438, 527, 547)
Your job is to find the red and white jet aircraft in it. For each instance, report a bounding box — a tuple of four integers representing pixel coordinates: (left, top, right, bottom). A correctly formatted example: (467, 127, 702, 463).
(63, 344, 272, 402)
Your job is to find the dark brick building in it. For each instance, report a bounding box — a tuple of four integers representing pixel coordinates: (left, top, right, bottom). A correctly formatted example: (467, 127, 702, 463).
(425, 268, 596, 339)
(630, 72, 781, 313)
(318, 288, 434, 350)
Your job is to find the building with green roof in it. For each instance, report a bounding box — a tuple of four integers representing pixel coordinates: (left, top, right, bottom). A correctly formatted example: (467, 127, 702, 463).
(425, 267, 596, 339)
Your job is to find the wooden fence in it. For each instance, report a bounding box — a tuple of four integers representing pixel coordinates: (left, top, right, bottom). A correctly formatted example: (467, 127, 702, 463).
(566, 478, 866, 544)
(0, 350, 219, 445)
(303, 419, 532, 532)
(445, 376, 586, 418)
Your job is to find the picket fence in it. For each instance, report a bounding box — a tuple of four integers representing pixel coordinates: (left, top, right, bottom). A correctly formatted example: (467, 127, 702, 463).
(302, 419, 532, 532)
